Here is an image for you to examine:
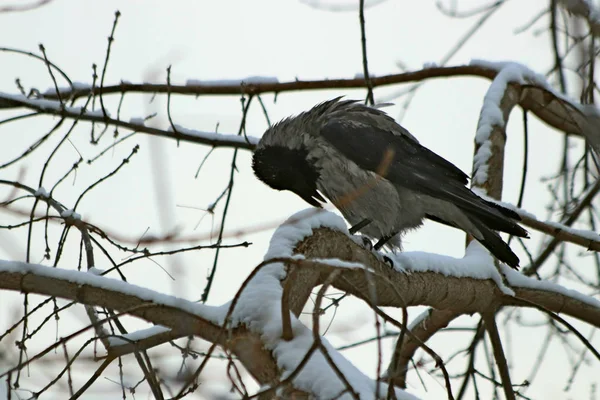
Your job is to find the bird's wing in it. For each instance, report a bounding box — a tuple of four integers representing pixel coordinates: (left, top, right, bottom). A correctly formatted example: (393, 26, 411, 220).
(329, 101, 420, 142)
(320, 119, 525, 235)
(320, 119, 468, 187)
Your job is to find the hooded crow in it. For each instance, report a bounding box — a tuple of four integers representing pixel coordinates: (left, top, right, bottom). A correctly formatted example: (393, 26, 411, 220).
(252, 98, 528, 268)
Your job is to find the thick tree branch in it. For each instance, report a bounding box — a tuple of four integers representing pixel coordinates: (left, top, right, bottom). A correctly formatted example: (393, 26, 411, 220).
(0, 262, 279, 386)
(1, 226, 599, 396)
(293, 229, 600, 325)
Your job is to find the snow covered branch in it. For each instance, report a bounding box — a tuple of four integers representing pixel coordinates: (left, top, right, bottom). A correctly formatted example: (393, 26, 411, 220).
(0, 259, 281, 389)
(1, 62, 597, 152)
(0, 92, 258, 150)
(471, 63, 521, 197)
(477, 186, 600, 255)
(1, 210, 599, 398)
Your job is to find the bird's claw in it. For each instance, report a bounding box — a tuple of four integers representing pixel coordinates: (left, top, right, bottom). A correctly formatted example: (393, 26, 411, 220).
(360, 236, 373, 250)
(383, 255, 394, 268)
(350, 234, 373, 250)
(350, 235, 397, 269)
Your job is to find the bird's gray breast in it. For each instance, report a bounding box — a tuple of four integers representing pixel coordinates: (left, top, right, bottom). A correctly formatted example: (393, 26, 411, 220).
(310, 141, 401, 236)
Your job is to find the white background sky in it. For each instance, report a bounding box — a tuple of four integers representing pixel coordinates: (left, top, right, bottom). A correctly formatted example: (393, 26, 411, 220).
(0, 0, 597, 399)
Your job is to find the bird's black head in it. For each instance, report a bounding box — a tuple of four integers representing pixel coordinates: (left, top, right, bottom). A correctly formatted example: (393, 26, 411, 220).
(252, 145, 325, 207)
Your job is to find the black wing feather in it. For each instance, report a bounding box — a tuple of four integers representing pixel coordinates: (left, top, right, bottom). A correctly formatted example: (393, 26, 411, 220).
(320, 119, 527, 238)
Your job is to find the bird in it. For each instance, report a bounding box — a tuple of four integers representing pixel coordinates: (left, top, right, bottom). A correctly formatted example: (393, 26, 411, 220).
(252, 97, 528, 268)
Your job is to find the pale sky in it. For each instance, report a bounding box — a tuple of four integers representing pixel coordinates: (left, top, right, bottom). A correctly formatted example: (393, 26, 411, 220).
(0, 1, 596, 399)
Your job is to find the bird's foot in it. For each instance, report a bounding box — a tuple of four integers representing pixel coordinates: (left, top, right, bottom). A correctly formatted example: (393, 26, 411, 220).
(382, 255, 395, 269)
(360, 236, 373, 250)
(350, 234, 404, 271)
(350, 234, 374, 250)
(350, 235, 398, 268)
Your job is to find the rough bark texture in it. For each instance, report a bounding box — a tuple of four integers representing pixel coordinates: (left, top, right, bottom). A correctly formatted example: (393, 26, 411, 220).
(1, 228, 599, 397)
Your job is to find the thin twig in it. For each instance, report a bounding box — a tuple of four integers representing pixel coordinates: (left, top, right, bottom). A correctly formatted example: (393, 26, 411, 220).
(358, 0, 374, 105)
(99, 10, 121, 120)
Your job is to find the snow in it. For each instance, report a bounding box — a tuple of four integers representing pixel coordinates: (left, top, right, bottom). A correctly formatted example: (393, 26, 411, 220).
(470, 59, 577, 106)
(309, 257, 366, 269)
(272, 324, 419, 400)
(168, 123, 260, 146)
(230, 209, 419, 399)
(354, 72, 378, 79)
(422, 61, 438, 69)
(34, 187, 49, 198)
(472, 140, 492, 186)
(0, 92, 111, 118)
(408, 309, 432, 331)
(393, 241, 514, 295)
(470, 59, 600, 185)
(470, 60, 549, 88)
(129, 117, 145, 126)
(469, 59, 596, 187)
(471, 62, 527, 186)
(501, 264, 600, 309)
(88, 267, 104, 275)
(42, 81, 91, 95)
(472, 188, 600, 243)
(108, 325, 171, 347)
(545, 220, 600, 242)
(0, 259, 229, 326)
(60, 209, 81, 220)
(185, 76, 279, 86)
(300, 0, 388, 12)
(2, 204, 597, 397)
(85, 109, 110, 118)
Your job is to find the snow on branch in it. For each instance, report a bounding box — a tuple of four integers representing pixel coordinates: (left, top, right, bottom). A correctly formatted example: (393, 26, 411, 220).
(0, 92, 258, 150)
(0, 60, 600, 157)
(283, 211, 600, 321)
(470, 59, 600, 196)
(229, 209, 418, 399)
(471, 59, 600, 156)
(474, 188, 600, 253)
(1, 209, 599, 397)
(185, 76, 279, 86)
(471, 63, 522, 192)
(2, 63, 597, 152)
(0, 259, 228, 325)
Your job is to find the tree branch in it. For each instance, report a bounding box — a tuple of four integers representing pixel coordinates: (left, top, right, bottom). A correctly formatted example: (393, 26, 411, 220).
(1, 64, 597, 151)
(483, 312, 515, 400)
(0, 93, 256, 150)
(1, 226, 599, 396)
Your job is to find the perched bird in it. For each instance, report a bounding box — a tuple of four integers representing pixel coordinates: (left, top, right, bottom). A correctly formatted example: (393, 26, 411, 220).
(252, 98, 528, 268)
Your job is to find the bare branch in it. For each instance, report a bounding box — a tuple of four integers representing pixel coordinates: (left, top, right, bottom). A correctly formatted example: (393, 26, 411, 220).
(483, 313, 515, 400)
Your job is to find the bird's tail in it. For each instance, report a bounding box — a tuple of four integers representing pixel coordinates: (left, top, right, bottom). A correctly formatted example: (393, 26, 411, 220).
(468, 217, 521, 269)
(464, 200, 528, 239)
